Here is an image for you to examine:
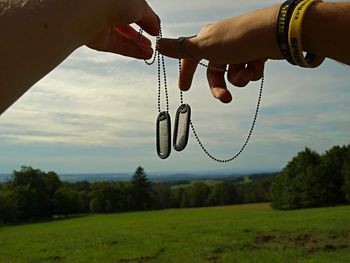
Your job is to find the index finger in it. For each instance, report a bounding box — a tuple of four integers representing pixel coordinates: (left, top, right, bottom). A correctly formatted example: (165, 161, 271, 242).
(137, 2, 160, 36)
(158, 37, 201, 60)
(179, 59, 198, 91)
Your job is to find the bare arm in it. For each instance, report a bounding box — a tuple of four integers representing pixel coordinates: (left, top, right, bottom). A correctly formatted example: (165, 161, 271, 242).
(159, 2, 350, 103)
(303, 1, 350, 65)
(0, 0, 159, 114)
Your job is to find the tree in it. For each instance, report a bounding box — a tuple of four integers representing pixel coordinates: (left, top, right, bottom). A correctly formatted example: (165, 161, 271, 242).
(65, 181, 91, 213)
(319, 145, 348, 204)
(240, 178, 273, 204)
(10, 166, 61, 218)
(170, 187, 185, 208)
(115, 181, 133, 212)
(271, 148, 322, 210)
(271, 145, 350, 210)
(53, 186, 82, 216)
(180, 187, 190, 208)
(11, 185, 40, 220)
(151, 183, 172, 209)
(89, 182, 121, 213)
(187, 182, 210, 208)
(342, 154, 350, 202)
(130, 167, 153, 211)
(206, 182, 236, 206)
(0, 189, 16, 224)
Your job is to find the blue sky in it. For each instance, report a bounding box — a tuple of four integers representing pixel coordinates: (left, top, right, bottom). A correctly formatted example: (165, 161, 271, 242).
(0, 0, 349, 174)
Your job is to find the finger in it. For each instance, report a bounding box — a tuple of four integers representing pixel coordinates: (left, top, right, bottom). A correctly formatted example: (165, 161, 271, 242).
(207, 64, 232, 103)
(158, 37, 200, 60)
(114, 25, 151, 47)
(247, 60, 265, 81)
(179, 59, 198, 91)
(227, 60, 265, 87)
(227, 64, 249, 87)
(107, 30, 153, 59)
(136, 2, 160, 36)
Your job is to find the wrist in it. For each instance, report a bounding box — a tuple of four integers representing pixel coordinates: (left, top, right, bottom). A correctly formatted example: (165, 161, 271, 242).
(74, 1, 103, 47)
(268, 4, 285, 59)
(303, 2, 350, 65)
(301, 2, 327, 57)
(240, 4, 284, 61)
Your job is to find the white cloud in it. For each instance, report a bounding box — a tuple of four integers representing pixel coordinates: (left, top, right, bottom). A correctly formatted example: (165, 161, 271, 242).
(1, 0, 350, 173)
(0, 48, 158, 146)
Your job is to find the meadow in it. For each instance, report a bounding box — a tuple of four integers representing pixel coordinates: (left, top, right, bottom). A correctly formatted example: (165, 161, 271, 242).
(0, 203, 349, 263)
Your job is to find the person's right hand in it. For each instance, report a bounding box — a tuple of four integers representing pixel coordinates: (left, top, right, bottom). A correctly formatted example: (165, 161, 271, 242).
(158, 5, 282, 103)
(83, 0, 159, 60)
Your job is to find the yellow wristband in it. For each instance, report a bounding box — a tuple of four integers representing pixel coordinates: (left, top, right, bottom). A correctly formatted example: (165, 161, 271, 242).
(288, 0, 324, 68)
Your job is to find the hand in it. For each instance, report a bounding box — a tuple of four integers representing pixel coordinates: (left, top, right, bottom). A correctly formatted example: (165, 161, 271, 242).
(0, 0, 159, 114)
(158, 5, 282, 103)
(85, 0, 159, 60)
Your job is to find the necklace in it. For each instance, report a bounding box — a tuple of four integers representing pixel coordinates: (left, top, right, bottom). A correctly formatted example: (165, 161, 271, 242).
(138, 24, 264, 163)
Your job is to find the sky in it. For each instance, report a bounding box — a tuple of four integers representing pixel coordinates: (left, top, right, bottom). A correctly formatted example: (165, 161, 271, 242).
(0, 0, 349, 174)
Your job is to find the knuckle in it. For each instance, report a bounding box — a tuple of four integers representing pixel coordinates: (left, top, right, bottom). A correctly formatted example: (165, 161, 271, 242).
(201, 23, 214, 33)
(194, 23, 216, 53)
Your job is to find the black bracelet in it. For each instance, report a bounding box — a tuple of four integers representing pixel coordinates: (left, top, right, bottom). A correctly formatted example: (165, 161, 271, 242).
(276, 0, 303, 65)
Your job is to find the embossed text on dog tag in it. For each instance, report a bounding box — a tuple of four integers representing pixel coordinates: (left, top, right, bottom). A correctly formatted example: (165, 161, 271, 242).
(173, 104, 191, 151)
(156, 111, 171, 159)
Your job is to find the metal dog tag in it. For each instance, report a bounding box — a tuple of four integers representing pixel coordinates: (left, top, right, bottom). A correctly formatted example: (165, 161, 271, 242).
(173, 104, 191, 151)
(156, 111, 171, 159)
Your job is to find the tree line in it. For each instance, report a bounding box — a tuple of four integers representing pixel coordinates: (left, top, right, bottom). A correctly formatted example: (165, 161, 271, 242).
(1, 144, 350, 224)
(0, 166, 274, 224)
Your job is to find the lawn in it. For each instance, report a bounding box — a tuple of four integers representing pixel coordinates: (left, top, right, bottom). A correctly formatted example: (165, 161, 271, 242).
(0, 203, 349, 263)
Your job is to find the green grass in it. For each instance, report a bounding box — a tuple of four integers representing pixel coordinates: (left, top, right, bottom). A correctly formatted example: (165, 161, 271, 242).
(0, 203, 350, 263)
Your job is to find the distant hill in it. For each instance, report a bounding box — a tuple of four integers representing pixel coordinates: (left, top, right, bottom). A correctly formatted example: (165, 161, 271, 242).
(0, 172, 217, 183)
(56, 172, 242, 183)
(0, 169, 280, 183)
(59, 173, 132, 182)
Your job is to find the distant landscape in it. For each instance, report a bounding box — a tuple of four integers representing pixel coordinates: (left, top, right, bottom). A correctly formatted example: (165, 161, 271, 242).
(1, 144, 350, 262)
(1, 144, 350, 224)
(0, 169, 278, 183)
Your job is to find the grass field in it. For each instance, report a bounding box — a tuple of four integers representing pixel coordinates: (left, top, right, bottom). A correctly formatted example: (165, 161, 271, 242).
(0, 203, 349, 263)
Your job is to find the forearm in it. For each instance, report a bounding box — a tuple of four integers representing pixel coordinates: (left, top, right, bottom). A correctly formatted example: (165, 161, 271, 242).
(0, 0, 86, 114)
(302, 1, 350, 65)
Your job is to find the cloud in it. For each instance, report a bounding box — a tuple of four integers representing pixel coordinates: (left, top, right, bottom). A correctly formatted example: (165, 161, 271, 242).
(0, 47, 158, 146)
(1, 0, 350, 173)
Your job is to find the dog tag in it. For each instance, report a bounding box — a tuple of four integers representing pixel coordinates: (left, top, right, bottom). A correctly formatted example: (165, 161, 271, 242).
(173, 104, 191, 151)
(156, 111, 171, 159)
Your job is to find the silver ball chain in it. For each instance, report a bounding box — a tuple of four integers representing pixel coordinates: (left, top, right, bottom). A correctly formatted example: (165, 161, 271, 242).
(139, 26, 169, 113)
(179, 72, 264, 163)
(139, 24, 264, 163)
